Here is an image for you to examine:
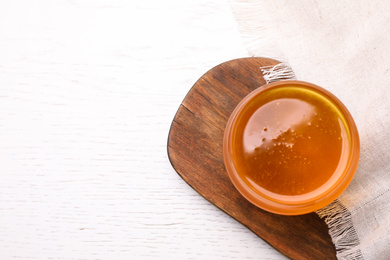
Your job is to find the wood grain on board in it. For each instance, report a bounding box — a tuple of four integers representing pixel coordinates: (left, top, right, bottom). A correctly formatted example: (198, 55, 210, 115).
(167, 57, 336, 259)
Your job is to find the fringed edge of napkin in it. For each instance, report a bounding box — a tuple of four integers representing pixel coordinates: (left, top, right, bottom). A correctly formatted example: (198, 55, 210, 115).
(229, 0, 286, 59)
(261, 63, 296, 84)
(260, 63, 364, 260)
(317, 200, 363, 260)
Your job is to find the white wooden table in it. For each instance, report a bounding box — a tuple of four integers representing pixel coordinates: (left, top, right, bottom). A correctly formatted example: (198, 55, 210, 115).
(0, 0, 286, 259)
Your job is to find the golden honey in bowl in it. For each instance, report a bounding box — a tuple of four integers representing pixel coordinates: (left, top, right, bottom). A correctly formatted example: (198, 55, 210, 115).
(223, 80, 359, 215)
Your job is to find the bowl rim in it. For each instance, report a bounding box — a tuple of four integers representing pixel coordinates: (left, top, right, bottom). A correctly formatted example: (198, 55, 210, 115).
(223, 80, 360, 215)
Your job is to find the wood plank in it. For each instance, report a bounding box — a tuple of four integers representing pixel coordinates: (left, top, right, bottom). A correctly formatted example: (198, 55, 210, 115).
(167, 57, 336, 259)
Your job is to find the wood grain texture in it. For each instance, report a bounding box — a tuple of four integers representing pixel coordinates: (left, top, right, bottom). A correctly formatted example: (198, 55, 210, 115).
(168, 57, 336, 259)
(0, 0, 292, 259)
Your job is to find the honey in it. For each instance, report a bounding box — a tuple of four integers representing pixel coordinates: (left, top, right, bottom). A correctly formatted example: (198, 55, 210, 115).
(232, 86, 349, 197)
(223, 80, 360, 215)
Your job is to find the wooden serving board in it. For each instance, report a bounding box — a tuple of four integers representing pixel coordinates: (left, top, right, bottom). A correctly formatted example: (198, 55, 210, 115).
(167, 57, 336, 259)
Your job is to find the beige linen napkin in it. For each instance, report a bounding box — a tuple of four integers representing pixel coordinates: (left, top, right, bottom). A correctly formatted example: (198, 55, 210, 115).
(230, 0, 390, 259)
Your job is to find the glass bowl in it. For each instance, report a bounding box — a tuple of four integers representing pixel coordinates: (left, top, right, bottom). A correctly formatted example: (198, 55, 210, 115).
(223, 80, 360, 215)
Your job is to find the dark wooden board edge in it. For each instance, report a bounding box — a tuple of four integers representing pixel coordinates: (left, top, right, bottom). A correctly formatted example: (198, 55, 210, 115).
(167, 57, 336, 259)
